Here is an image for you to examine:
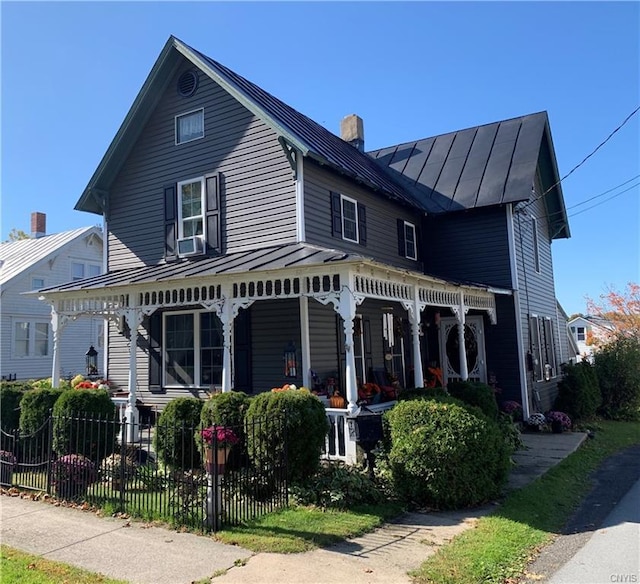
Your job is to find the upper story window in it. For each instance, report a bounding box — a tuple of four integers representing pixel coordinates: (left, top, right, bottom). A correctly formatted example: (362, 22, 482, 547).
(330, 191, 367, 246)
(576, 326, 586, 342)
(31, 277, 45, 290)
(397, 219, 419, 260)
(175, 108, 204, 145)
(72, 262, 101, 281)
(532, 217, 540, 273)
(178, 178, 205, 240)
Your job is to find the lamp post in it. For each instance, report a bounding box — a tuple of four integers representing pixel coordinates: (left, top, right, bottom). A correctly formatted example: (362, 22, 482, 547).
(283, 341, 297, 378)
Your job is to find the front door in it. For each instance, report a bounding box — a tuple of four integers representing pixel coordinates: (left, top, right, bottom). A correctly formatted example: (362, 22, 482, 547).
(439, 315, 487, 385)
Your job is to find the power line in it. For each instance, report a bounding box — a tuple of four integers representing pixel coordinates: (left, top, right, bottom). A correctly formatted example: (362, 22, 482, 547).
(568, 181, 639, 218)
(524, 104, 640, 209)
(566, 174, 640, 210)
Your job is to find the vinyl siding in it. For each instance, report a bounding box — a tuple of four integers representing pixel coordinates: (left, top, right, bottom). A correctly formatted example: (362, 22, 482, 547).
(423, 206, 512, 289)
(107, 58, 296, 271)
(304, 160, 423, 270)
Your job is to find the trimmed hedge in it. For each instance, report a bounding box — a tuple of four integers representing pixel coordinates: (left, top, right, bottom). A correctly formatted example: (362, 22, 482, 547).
(19, 388, 64, 434)
(245, 389, 329, 484)
(0, 384, 28, 431)
(447, 380, 499, 420)
(554, 361, 601, 422)
(397, 386, 449, 402)
(52, 389, 119, 462)
(153, 397, 204, 470)
(384, 399, 510, 509)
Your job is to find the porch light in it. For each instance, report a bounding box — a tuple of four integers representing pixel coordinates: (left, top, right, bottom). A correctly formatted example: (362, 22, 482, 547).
(284, 341, 297, 378)
(85, 345, 98, 377)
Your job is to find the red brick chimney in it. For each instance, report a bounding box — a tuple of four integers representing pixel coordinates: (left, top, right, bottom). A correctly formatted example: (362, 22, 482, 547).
(31, 212, 46, 238)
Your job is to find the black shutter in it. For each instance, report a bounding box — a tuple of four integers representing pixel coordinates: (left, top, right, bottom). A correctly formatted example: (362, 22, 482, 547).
(148, 312, 164, 393)
(164, 185, 177, 261)
(205, 173, 221, 254)
(397, 219, 406, 256)
(357, 203, 367, 245)
(330, 192, 342, 237)
(415, 226, 422, 262)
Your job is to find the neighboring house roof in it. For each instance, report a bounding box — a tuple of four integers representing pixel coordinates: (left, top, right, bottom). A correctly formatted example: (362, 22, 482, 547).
(567, 315, 614, 331)
(368, 112, 570, 239)
(75, 36, 422, 216)
(0, 227, 102, 287)
(37, 242, 504, 295)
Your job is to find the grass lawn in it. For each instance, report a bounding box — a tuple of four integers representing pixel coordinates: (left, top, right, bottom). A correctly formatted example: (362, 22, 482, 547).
(411, 420, 640, 584)
(0, 545, 127, 584)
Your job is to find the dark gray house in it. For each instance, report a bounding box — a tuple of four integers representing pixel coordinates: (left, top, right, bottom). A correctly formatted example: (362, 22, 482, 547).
(39, 36, 569, 457)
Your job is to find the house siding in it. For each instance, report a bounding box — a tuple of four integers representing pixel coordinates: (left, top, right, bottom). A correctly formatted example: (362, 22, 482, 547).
(304, 160, 423, 270)
(107, 59, 296, 271)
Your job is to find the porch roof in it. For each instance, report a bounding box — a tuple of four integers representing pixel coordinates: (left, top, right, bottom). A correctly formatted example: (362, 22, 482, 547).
(35, 242, 505, 297)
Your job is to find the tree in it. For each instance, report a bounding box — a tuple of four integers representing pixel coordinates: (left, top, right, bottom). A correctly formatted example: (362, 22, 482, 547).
(4, 228, 31, 243)
(587, 282, 640, 342)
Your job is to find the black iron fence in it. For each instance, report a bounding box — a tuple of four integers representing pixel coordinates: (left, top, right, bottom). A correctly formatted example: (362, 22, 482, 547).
(0, 412, 288, 532)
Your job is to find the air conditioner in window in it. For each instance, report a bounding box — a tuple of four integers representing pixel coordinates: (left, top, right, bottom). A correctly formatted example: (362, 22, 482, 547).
(177, 236, 205, 257)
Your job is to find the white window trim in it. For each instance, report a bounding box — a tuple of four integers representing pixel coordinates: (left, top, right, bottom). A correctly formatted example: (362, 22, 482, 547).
(404, 221, 417, 260)
(340, 194, 359, 243)
(162, 309, 223, 388)
(71, 261, 102, 281)
(177, 176, 206, 241)
(31, 277, 45, 290)
(175, 108, 204, 145)
(532, 217, 541, 273)
(12, 319, 51, 359)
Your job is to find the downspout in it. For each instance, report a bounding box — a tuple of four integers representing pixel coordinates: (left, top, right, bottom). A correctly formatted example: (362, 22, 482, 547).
(295, 150, 305, 242)
(507, 204, 531, 419)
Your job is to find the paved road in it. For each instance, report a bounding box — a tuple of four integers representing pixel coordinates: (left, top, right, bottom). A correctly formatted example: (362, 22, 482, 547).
(549, 476, 640, 583)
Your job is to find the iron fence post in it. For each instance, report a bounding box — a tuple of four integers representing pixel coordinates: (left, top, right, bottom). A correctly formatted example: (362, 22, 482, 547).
(45, 411, 54, 495)
(120, 415, 127, 512)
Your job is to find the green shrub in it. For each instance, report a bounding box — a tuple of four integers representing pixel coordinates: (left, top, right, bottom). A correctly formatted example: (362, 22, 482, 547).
(397, 386, 449, 401)
(594, 337, 640, 420)
(52, 389, 119, 462)
(198, 391, 249, 447)
(153, 398, 204, 470)
(383, 399, 510, 509)
(554, 361, 601, 421)
(19, 388, 64, 434)
(290, 461, 385, 508)
(0, 384, 28, 431)
(245, 389, 329, 484)
(447, 380, 499, 420)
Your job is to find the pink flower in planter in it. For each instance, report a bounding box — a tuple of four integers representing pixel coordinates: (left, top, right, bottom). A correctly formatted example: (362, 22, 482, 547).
(200, 426, 239, 447)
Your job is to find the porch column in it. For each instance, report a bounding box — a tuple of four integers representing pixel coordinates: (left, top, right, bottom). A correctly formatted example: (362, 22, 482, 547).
(338, 288, 358, 415)
(457, 290, 469, 381)
(299, 296, 311, 388)
(220, 296, 234, 392)
(124, 307, 142, 441)
(50, 308, 63, 388)
(410, 291, 424, 388)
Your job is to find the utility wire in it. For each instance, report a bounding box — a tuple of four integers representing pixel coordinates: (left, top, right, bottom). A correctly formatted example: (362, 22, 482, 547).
(523, 105, 640, 209)
(568, 181, 639, 218)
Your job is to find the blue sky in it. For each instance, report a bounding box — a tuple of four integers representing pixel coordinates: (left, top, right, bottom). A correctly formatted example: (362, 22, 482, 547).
(1, 1, 638, 316)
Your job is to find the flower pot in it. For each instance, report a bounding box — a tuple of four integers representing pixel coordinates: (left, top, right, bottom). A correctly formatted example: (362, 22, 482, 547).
(204, 446, 230, 474)
(551, 420, 564, 434)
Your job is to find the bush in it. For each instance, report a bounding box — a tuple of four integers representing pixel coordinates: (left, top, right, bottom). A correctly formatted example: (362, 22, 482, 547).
(0, 383, 30, 431)
(290, 461, 385, 508)
(153, 397, 204, 471)
(19, 388, 64, 434)
(52, 454, 97, 500)
(245, 388, 329, 484)
(554, 361, 601, 421)
(594, 337, 640, 420)
(383, 399, 510, 509)
(447, 380, 499, 420)
(397, 386, 449, 402)
(198, 391, 249, 455)
(52, 389, 119, 462)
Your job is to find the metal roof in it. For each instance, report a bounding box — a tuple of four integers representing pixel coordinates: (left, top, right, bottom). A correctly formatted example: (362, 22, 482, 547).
(0, 227, 102, 287)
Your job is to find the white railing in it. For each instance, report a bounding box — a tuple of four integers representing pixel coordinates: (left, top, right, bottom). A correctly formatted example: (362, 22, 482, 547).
(323, 408, 355, 463)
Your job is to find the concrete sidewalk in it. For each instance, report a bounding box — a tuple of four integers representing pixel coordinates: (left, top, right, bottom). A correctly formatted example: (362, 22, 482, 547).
(1, 431, 587, 584)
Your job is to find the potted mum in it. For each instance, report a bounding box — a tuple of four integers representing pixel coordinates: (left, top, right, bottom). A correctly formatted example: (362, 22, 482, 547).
(525, 412, 548, 432)
(52, 454, 97, 500)
(546, 411, 572, 433)
(100, 453, 137, 490)
(200, 426, 239, 474)
(0, 450, 17, 486)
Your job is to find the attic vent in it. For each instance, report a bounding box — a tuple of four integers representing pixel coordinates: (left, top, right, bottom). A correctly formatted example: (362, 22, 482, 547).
(177, 70, 199, 97)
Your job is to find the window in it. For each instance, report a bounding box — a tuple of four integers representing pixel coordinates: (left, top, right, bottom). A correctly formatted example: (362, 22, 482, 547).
(14, 321, 49, 358)
(177, 177, 205, 240)
(576, 326, 586, 342)
(530, 315, 557, 381)
(175, 108, 204, 144)
(164, 311, 223, 387)
(72, 262, 101, 281)
(31, 277, 45, 290)
(341, 195, 358, 243)
(403, 221, 417, 260)
(532, 217, 540, 272)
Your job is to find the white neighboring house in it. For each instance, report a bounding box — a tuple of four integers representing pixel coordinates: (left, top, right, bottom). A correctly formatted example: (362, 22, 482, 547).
(0, 214, 104, 381)
(567, 315, 613, 362)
